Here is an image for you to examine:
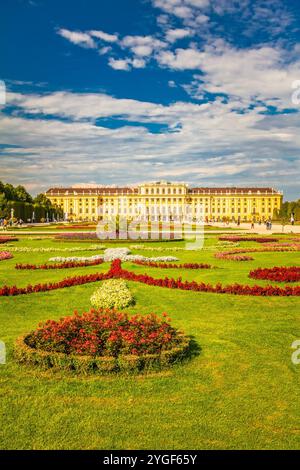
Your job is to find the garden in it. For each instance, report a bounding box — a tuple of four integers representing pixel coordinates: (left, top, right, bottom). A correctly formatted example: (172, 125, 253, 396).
(0, 232, 300, 449)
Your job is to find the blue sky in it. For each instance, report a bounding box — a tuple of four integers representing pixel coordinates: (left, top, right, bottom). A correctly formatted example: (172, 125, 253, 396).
(1, 0, 300, 199)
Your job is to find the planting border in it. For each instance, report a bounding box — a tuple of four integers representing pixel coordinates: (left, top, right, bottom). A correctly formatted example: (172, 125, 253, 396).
(14, 334, 190, 374)
(2, 259, 300, 297)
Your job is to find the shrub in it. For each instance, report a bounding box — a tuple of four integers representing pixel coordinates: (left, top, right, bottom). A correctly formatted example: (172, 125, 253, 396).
(90, 279, 134, 309)
(15, 310, 190, 373)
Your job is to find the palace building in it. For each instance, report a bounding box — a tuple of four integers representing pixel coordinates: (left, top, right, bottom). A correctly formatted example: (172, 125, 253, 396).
(45, 181, 283, 223)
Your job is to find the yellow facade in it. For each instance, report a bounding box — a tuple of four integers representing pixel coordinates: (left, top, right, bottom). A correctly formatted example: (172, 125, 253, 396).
(46, 181, 283, 223)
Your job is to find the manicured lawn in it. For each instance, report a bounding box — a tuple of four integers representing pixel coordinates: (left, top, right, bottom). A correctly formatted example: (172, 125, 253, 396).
(0, 236, 300, 449)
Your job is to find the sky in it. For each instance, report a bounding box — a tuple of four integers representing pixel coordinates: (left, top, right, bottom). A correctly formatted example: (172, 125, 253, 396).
(1, 0, 300, 199)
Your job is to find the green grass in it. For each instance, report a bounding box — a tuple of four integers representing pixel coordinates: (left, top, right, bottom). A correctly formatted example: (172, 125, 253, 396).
(0, 236, 300, 449)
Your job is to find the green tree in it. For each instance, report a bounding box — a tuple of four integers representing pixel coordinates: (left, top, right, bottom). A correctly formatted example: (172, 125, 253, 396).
(14, 185, 33, 203)
(0, 193, 8, 218)
(34, 193, 51, 207)
(4, 183, 16, 200)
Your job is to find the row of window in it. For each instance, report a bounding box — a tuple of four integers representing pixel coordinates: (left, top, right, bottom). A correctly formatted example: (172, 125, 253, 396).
(144, 187, 184, 195)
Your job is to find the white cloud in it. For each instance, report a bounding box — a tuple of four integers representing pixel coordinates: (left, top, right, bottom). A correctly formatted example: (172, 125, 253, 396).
(57, 28, 96, 48)
(158, 47, 203, 69)
(108, 58, 131, 71)
(121, 35, 166, 57)
(156, 43, 300, 109)
(165, 28, 193, 43)
(131, 58, 146, 68)
(89, 30, 118, 42)
(3, 89, 300, 198)
(99, 46, 112, 55)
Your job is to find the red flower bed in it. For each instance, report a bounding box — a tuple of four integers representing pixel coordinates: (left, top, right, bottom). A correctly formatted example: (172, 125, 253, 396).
(249, 266, 300, 283)
(2, 259, 300, 297)
(108, 260, 300, 297)
(15, 259, 104, 270)
(25, 310, 183, 357)
(0, 251, 13, 261)
(0, 271, 112, 296)
(219, 236, 278, 243)
(0, 236, 18, 244)
(133, 260, 212, 269)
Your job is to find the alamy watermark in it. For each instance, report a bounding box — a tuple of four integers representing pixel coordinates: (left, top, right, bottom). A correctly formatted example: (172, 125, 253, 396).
(0, 340, 6, 365)
(291, 80, 300, 105)
(96, 203, 204, 250)
(0, 80, 6, 105)
(291, 340, 300, 365)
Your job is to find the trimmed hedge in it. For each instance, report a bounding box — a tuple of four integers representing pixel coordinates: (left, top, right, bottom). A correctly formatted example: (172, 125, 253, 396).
(14, 334, 190, 374)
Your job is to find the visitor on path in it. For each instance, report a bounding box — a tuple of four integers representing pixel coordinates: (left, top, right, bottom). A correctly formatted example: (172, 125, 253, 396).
(3, 218, 8, 231)
(251, 220, 255, 229)
(291, 214, 295, 226)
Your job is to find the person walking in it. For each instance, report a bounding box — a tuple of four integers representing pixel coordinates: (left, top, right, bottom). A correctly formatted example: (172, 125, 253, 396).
(3, 218, 8, 231)
(291, 213, 295, 226)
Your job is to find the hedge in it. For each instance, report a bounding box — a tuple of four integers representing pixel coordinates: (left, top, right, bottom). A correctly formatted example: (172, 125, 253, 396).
(14, 334, 190, 374)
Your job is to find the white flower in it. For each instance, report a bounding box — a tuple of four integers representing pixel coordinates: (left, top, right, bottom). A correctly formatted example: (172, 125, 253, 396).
(48, 255, 104, 262)
(103, 247, 131, 261)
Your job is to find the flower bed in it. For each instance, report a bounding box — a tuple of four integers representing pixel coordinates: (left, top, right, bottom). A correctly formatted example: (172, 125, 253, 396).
(14, 310, 190, 373)
(215, 252, 254, 261)
(6, 245, 105, 253)
(0, 271, 112, 296)
(133, 260, 212, 269)
(219, 236, 278, 243)
(102, 247, 179, 263)
(0, 251, 13, 261)
(214, 244, 300, 259)
(109, 259, 300, 297)
(90, 279, 134, 309)
(55, 225, 97, 230)
(0, 236, 18, 244)
(249, 266, 300, 283)
(2, 259, 300, 297)
(55, 232, 99, 240)
(15, 259, 104, 270)
(130, 244, 186, 252)
(48, 255, 103, 262)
